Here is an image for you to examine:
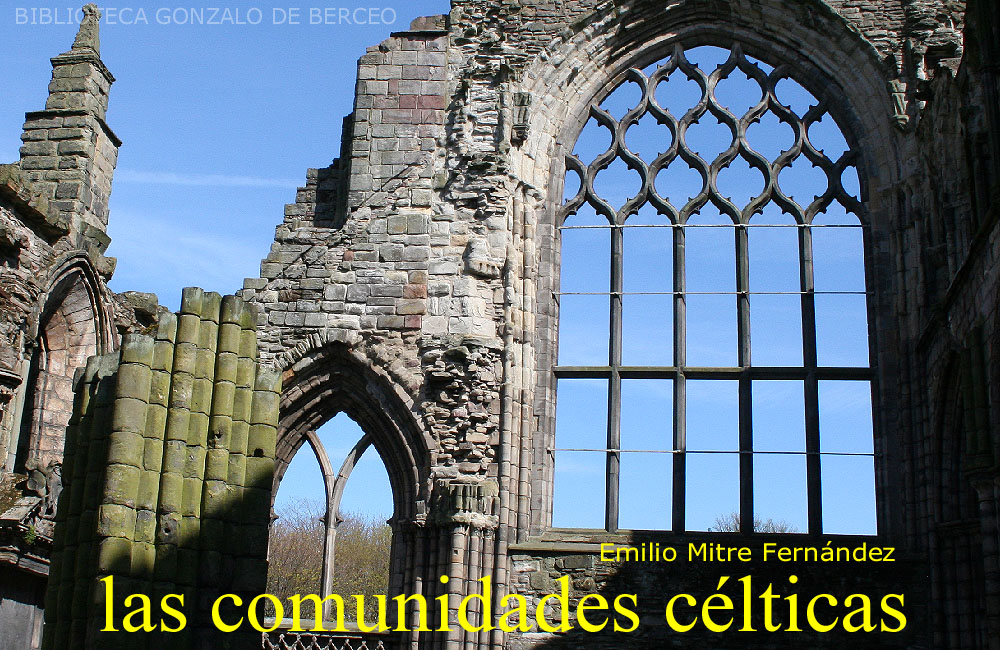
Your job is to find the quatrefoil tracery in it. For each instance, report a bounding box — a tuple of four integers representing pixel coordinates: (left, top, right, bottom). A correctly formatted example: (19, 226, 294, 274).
(561, 43, 862, 226)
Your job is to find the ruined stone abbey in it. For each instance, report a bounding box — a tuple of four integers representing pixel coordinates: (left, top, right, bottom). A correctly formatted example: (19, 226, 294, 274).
(2, 1, 1000, 648)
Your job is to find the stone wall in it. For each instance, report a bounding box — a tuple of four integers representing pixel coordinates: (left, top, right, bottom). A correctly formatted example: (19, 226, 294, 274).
(239, 1, 1000, 649)
(1, 1, 997, 649)
(42, 290, 280, 650)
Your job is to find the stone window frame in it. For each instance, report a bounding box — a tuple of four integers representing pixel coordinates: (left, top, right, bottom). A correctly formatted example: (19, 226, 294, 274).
(545, 39, 880, 536)
(271, 343, 432, 617)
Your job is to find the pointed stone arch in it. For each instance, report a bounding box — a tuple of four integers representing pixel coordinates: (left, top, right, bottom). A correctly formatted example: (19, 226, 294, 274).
(507, 0, 906, 537)
(14, 255, 113, 472)
(273, 339, 434, 603)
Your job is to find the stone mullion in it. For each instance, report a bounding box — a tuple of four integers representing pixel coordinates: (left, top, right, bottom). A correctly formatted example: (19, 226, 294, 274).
(672, 224, 687, 533)
(607, 225, 623, 532)
(736, 224, 753, 534)
(800, 224, 822, 535)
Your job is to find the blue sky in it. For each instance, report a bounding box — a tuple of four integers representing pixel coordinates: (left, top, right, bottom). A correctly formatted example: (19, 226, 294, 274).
(3, 9, 875, 534)
(1, 1, 449, 519)
(1, 0, 451, 311)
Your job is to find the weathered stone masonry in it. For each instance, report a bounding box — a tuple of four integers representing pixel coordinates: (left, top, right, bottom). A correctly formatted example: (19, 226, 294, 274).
(2, 1, 1000, 649)
(240, 1, 1000, 648)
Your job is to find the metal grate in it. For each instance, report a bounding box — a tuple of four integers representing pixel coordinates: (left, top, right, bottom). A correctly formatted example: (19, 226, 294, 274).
(262, 631, 387, 650)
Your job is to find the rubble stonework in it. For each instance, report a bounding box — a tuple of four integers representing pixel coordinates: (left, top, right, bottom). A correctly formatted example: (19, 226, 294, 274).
(2, 1, 1000, 649)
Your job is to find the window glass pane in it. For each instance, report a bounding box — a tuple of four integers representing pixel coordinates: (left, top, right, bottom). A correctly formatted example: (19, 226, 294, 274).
(625, 112, 674, 163)
(841, 165, 861, 200)
(686, 206, 735, 293)
(593, 158, 642, 211)
(686, 294, 737, 367)
(622, 294, 672, 366)
(572, 116, 613, 165)
(686, 380, 738, 452)
(716, 156, 765, 207)
(339, 450, 393, 519)
(813, 226, 865, 292)
(754, 454, 807, 532)
(807, 114, 850, 161)
(819, 380, 873, 454)
(620, 452, 671, 530)
(563, 168, 581, 204)
(553, 451, 606, 528)
(685, 46, 730, 72)
(557, 294, 609, 365)
(316, 414, 393, 517)
(560, 227, 610, 294)
(655, 69, 703, 119)
(555, 379, 608, 450)
(655, 160, 703, 210)
(778, 155, 827, 210)
(815, 294, 869, 367)
(753, 380, 805, 452)
(563, 201, 611, 227)
(628, 203, 672, 226)
(713, 68, 763, 117)
(621, 379, 672, 451)
(821, 455, 876, 535)
(600, 78, 643, 120)
(274, 439, 324, 512)
(749, 225, 799, 293)
(812, 200, 860, 226)
(774, 77, 818, 117)
(746, 112, 794, 162)
(750, 294, 803, 366)
(685, 115, 734, 163)
(687, 452, 739, 531)
(623, 226, 672, 292)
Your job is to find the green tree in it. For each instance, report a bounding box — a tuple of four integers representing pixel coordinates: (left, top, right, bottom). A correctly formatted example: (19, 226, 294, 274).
(266, 498, 391, 624)
(710, 512, 799, 533)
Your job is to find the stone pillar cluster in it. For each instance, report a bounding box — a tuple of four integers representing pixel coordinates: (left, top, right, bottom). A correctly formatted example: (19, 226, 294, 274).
(41, 288, 280, 650)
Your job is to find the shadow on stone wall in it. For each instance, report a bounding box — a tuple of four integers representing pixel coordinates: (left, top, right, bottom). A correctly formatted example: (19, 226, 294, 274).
(42, 289, 280, 650)
(515, 533, 927, 650)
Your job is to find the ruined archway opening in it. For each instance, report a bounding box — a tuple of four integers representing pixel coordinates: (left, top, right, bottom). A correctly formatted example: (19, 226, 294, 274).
(13, 268, 102, 474)
(267, 412, 394, 626)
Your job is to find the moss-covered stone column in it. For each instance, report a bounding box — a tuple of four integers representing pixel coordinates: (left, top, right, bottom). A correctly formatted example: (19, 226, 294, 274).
(41, 289, 280, 650)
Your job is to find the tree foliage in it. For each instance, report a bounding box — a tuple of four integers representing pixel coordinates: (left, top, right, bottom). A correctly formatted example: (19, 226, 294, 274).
(710, 512, 799, 533)
(266, 498, 392, 623)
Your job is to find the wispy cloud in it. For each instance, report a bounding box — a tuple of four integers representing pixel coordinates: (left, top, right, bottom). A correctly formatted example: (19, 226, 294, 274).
(106, 210, 267, 310)
(115, 169, 301, 189)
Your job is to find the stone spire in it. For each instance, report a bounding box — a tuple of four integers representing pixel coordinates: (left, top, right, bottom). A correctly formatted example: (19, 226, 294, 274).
(70, 4, 101, 55)
(17, 3, 119, 269)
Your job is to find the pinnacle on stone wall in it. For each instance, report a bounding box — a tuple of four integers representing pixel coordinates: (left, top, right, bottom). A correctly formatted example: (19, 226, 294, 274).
(70, 4, 101, 55)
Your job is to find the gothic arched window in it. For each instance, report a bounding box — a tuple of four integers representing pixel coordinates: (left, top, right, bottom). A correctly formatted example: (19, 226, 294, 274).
(552, 43, 875, 535)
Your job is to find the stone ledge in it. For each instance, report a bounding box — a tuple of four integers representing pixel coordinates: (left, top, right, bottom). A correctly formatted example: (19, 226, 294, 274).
(0, 163, 69, 236)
